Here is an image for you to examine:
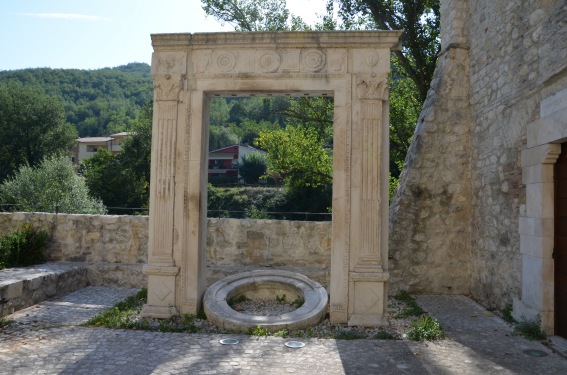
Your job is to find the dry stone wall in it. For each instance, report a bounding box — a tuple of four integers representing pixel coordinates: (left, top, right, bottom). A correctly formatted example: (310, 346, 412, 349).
(0, 213, 332, 287)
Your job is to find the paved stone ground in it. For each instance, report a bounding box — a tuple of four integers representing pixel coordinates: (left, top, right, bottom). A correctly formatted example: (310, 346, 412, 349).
(1, 288, 567, 374)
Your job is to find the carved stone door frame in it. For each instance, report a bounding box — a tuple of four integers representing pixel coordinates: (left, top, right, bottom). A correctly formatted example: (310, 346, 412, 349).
(141, 31, 402, 326)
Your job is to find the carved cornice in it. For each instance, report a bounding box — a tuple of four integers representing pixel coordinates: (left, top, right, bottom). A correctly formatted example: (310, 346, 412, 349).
(152, 31, 403, 51)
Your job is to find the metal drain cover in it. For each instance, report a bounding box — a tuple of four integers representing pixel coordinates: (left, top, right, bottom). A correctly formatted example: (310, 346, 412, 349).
(219, 338, 240, 345)
(523, 349, 548, 357)
(284, 341, 305, 348)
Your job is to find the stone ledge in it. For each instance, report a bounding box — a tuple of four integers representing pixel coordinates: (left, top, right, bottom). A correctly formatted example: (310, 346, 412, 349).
(0, 262, 146, 318)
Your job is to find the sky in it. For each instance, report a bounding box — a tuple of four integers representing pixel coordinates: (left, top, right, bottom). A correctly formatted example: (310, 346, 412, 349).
(0, 0, 328, 71)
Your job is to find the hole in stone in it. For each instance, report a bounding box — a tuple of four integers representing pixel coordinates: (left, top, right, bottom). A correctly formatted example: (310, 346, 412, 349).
(226, 281, 305, 316)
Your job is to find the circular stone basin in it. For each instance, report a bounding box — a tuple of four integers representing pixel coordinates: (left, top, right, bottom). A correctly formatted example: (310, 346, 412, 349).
(203, 270, 328, 332)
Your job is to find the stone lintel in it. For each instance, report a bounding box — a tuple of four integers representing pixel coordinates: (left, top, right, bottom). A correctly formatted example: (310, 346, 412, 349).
(143, 265, 180, 276)
(521, 143, 561, 167)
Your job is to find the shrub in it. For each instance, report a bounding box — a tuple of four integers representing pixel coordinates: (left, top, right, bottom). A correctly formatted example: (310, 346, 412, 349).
(0, 224, 49, 270)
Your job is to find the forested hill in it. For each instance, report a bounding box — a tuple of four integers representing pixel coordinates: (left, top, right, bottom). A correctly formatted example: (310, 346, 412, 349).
(0, 63, 153, 137)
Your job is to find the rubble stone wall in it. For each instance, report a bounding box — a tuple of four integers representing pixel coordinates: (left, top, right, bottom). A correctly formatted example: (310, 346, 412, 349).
(390, 0, 567, 310)
(0, 213, 332, 286)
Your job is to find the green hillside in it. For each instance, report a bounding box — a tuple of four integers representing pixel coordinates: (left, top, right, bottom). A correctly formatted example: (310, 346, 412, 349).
(0, 63, 153, 137)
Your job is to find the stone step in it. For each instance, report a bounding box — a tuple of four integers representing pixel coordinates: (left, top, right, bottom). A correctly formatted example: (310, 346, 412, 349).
(0, 262, 89, 317)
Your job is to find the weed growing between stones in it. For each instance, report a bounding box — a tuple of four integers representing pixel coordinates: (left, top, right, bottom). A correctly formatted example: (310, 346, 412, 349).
(0, 316, 13, 329)
(249, 325, 270, 336)
(513, 315, 546, 340)
(374, 329, 395, 340)
(333, 329, 366, 340)
(502, 304, 516, 324)
(0, 224, 49, 270)
(393, 291, 424, 318)
(406, 315, 445, 341)
(84, 292, 420, 340)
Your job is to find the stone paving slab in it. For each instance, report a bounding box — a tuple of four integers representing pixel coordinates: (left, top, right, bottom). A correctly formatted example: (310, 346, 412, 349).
(5, 286, 140, 327)
(0, 290, 566, 374)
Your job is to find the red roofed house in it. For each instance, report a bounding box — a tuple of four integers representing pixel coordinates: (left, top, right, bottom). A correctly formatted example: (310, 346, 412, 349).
(208, 144, 266, 182)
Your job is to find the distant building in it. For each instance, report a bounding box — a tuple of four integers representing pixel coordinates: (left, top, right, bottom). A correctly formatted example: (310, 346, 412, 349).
(72, 132, 132, 164)
(208, 144, 266, 181)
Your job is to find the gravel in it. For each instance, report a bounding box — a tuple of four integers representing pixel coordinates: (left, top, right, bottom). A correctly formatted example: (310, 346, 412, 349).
(192, 295, 417, 339)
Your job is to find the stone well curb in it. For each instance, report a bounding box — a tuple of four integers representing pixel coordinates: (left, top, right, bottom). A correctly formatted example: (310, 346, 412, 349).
(203, 269, 328, 332)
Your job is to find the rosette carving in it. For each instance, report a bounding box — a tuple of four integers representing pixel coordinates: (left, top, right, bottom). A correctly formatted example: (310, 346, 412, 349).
(258, 51, 281, 73)
(216, 51, 237, 72)
(301, 49, 326, 72)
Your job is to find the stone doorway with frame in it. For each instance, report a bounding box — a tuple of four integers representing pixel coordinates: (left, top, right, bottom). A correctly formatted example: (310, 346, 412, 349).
(515, 85, 567, 335)
(139, 31, 402, 326)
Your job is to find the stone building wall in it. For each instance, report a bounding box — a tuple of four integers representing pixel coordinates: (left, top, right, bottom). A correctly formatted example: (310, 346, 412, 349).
(390, 0, 567, 312)
(467, 0, 567, 309)
(388, 0, 472, 295)
(0, 213, 332, 287)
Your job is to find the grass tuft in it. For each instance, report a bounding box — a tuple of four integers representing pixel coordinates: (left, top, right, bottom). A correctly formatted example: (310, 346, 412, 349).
(374, 329, 395, 340)
(406, 315, 445, 341)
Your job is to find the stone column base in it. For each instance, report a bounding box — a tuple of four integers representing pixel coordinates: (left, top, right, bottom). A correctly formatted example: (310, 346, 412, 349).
(348, 271, 389, 327)
(141, 264, 179, 319)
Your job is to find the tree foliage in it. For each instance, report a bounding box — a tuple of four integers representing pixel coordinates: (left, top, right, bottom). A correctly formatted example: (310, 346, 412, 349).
(202, 0, 308, 31)
(331, 0, 440, 102)
(256, 126, 332, 189)
(0, 63, 152, 137)
(80, 102, 153, 213)
(239, 152, 267, 184)
(0, 155, 106, 214)
(0, 82, 77, 182)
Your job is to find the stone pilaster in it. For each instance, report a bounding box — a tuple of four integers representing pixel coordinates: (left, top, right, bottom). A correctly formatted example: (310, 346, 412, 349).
(141, 52, 187, 318)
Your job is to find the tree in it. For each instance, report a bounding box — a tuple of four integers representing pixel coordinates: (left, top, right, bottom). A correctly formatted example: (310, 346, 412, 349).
(202, 0, 303, 31)
(0, 155, 106, 214)
(81, 102, 153, 213)
(120, 101, 153, 206)
(209, 125, 240, 150)
(331, 0, 440, 103)
(0, 83, 77, 181)
(256, 126, 332, 189)
(239, 152, 267, 184)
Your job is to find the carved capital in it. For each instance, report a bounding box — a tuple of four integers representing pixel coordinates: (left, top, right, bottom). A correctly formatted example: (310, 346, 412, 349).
(356, 74, 389, 100)
(154, 75, 183, 101)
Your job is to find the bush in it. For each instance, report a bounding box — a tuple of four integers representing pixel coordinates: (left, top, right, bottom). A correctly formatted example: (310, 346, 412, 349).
(0, 155, 106, 214)
(0, 224, 49, 270)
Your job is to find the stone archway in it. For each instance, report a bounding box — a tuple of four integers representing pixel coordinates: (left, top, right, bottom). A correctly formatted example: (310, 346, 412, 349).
(140, 31, 402, 326)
